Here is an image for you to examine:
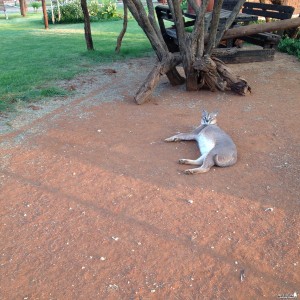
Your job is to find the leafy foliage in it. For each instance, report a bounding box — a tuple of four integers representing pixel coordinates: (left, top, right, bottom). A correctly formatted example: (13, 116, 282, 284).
(97, 0, 118, 20)
(47, 0, 121, 24)
(278, 37, 300, 60)
(48, 1, 84, 23)
(31, 1, 41, 12)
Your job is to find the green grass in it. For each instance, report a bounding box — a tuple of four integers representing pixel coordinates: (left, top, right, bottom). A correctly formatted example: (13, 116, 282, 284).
(0, 12, 153, 112)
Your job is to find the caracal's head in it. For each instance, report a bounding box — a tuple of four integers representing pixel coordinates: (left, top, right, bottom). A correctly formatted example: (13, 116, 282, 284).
(201, 110, 218, 125)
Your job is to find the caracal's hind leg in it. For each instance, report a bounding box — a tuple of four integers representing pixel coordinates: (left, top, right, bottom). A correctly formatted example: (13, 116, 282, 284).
(179, 154, 205, 166)
(214, 154, 237, 167)
(165, 132, 197, 142)
(184, 153, 215, 174)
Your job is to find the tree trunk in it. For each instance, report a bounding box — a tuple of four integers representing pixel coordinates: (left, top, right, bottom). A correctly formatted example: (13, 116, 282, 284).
(125, 0, 185, 91)
(19, 0, 26, 16)
(41, 0, 49, 29)
(135, 53, 182, 104)
(116, 3, 128, 53)
(80, 0, 94, 51)
(122, 0, 300, 105)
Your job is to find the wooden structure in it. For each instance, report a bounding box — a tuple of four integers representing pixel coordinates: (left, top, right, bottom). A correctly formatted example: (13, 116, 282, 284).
(222, 0, 239, 11)
(240, 2, 295, 48)
(155, 2, 296, 63)
(123, 0, 300, 104)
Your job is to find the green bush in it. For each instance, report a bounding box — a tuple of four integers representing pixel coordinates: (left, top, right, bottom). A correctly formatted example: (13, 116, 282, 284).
(97, 0, 118, 20)
(48, 1, 84, 23)
(31, 1, 41, 12)
(89, 0, 101, 17)
(278, 37, 300, 60)
(47, 0, 120, 24)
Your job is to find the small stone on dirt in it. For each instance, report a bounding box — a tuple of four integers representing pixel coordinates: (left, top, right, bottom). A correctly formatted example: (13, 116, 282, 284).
(28, 105, 42, 111)
(102, 69, 117, 75)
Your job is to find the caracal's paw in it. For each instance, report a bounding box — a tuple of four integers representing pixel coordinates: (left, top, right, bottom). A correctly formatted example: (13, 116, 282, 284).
(179, 159, 189, 164)
(165, 136, 179, 142)
(184, 167, 210, 174)
(184, 169, 195, 175)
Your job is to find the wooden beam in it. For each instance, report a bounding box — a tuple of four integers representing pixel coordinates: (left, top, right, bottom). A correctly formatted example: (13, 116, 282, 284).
(221, 17, 300, 40)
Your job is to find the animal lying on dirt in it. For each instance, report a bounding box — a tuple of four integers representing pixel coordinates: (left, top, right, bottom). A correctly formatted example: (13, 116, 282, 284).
(165, 110, 237, 174)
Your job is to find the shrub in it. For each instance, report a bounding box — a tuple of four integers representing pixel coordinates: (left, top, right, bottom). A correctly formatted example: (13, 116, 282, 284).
(47, 0, 120, 24)
(31, 1, 41, 12)
(278, 37, 300, 60)
(89, 0, 101, 17)
(48, 1, 84, 24)
(97, 0, 118, 20)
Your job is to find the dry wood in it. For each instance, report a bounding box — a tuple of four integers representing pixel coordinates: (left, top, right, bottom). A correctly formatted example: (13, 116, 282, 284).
(215, 0, 245, 45)
(206, 0, 224, 55)
(123, 0, 279, 104)
(135, 54, 183, 104)
(193, 56, 251, 95)
(214, 58, 251, 95)
(221, 17, 300, 40)
(212, 47, 275, 63)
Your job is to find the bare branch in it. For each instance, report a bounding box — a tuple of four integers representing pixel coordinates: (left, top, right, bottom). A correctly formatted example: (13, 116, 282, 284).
(191, 0, 209, 41)
(169, 0, 187, 49)
(206, 0, 224, 55)
(135, 53, 183, 104)
(115, 3, 128, 53)
(124, 0, 166, 56)
(215, 0, 245, 45)
(146, 0, 166, 47)
(190, 0, 209, 58)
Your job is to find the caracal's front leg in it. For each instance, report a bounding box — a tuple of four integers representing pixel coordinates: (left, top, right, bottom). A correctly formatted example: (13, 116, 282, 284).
(165, 132, 197, 142)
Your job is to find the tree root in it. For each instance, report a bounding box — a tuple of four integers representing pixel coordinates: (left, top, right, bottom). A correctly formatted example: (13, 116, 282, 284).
(193, 55, 251, 95)
(134, 54, 184, 105)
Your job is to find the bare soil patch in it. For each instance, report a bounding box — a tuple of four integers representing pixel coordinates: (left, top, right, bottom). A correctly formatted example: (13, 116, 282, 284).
(1, 53, 300, 299)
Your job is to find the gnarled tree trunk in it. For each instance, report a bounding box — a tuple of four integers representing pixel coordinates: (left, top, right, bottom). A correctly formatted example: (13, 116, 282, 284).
(122, 0, 300, 104)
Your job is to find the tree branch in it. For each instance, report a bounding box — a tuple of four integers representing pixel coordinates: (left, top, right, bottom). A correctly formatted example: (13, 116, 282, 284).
(206, 0, 224, 55)
(189, 0, 209, 60)
(169, 0, 187, 51)
(124, 0, 166, 57)
(115, 3, 128, 53)
(135, 53, 183, 104)
(146, 0, 167, 48)
(215, 0, 245, 45)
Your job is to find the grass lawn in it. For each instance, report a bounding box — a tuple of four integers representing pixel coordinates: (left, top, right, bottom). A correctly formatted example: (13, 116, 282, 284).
(0, 12, 153, 112)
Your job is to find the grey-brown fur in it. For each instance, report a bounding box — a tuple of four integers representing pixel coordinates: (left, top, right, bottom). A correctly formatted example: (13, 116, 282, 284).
(165, 110, 237, 174)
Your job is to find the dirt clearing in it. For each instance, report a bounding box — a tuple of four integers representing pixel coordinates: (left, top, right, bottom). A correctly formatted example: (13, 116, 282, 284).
(0, 53, 300, 299)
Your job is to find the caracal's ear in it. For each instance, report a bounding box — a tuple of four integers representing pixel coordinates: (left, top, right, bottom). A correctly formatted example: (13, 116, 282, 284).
(202, 110, 208, 118)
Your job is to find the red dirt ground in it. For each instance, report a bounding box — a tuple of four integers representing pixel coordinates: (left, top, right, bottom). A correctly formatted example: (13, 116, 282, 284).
(1, 53, 300, 299)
